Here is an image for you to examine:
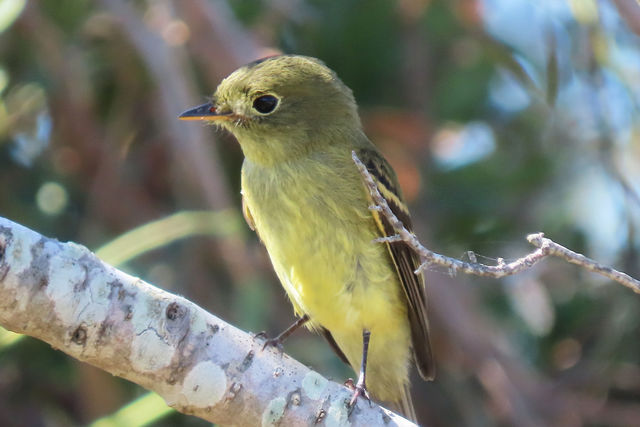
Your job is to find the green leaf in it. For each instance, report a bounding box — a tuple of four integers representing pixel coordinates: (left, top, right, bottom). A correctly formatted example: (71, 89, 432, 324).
(90, 393, 173, 427)
(94, 210, 245, 267)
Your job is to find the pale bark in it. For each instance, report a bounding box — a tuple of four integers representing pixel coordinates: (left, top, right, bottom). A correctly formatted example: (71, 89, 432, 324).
(0, 217, 415, 427)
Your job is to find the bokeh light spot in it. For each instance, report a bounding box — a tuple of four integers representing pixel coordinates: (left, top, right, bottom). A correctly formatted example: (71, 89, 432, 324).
(432, 121, 496, 170)
(36, 182, 68, 216)
(551, 338, 582, 371)
(162, 20, 190, 46)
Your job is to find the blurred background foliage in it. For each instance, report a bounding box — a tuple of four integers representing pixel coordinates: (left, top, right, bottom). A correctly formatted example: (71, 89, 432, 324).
(0, 0, 639, 426)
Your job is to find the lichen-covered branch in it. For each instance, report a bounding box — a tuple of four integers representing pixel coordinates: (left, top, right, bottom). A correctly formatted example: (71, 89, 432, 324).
(352, 151, 640, 294)
(0, 217, 415, 427)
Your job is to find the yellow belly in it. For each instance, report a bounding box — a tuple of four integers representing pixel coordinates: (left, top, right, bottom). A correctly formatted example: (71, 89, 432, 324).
(242, 156, 412, 401)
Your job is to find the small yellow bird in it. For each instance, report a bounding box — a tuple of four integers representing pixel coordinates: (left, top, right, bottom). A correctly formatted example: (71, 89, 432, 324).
(179, 55, 434, 420)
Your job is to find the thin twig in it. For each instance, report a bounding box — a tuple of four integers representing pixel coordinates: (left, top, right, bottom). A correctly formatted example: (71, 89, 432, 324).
(527, 233, 640, 293)
(352, 151, 640, 294)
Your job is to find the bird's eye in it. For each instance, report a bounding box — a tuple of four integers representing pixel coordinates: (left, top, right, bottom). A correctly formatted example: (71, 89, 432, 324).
(252, 95, 279, 114)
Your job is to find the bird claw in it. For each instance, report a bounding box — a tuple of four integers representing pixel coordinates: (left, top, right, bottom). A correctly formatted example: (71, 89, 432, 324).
(349, 385, 370, 407)
(262, 338, 285, 352)
(253, 331, 285, 352)
(345, 378, 370, 407)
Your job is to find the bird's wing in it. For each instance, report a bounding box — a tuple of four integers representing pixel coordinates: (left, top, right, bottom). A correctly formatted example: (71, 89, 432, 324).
(242, 191, 257, 232)
(355, 148, 435, 380)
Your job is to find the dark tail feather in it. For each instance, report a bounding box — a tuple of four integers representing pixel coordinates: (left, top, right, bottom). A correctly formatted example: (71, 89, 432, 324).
(385, 384, 418, 423)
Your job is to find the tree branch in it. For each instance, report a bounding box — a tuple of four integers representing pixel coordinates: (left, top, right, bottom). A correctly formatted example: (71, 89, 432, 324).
(0, 216, 414, 427)
(352, 151, 640, 294)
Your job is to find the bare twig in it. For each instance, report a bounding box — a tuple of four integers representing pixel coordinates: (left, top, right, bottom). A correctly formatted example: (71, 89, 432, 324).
(527, 233, 640, 293)
(352, 151, 640, 294)
(0, 216, 415, 427)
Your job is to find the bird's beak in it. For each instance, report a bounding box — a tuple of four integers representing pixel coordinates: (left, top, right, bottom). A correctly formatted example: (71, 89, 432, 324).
(178, 102, 233, 121)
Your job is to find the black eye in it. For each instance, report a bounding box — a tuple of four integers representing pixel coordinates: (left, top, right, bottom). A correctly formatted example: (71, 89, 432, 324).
(252, 95, 279, 114)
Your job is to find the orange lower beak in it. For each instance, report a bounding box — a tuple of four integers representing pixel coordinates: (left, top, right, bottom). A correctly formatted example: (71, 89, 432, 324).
(178, 102, 233, 121)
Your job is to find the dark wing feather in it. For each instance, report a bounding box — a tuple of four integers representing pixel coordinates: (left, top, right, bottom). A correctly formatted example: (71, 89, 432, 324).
(320, 328, 350, 365)
(356, 148, 435, 380)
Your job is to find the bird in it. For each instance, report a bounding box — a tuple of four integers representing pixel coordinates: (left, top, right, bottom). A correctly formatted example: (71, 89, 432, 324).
(179, 54, 434, 421)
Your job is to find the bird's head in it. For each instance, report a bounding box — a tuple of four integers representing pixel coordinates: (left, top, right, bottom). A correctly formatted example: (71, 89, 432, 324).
(179, 55, 362, 164)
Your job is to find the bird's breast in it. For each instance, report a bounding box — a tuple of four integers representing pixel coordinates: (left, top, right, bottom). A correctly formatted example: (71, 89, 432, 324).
(241, 156, 402, 330)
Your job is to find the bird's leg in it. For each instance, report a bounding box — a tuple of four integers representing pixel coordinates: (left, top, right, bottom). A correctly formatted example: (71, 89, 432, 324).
(256, 314, 310, 351)
(349, 329, 372, 406)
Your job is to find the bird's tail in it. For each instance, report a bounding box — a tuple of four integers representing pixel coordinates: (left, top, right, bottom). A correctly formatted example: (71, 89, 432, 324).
(385, 384, 418, 423)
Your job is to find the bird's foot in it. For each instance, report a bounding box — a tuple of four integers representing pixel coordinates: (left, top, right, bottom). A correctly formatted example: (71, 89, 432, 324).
(252, 330, 267, 340)
(253, 331, 285, 352)
(345, 378, 370, 407)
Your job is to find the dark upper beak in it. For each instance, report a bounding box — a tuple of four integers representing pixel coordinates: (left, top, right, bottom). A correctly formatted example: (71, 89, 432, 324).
(178, 102, 233, 121)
